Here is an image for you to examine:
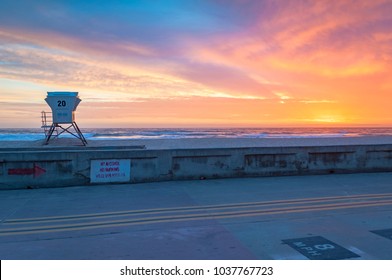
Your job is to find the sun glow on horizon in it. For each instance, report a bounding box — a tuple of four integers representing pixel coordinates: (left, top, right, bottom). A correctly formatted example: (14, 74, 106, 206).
(311, 115, 345, 124)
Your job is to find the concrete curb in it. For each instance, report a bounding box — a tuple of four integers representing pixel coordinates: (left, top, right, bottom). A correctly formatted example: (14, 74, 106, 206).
(1, 142, 391, 190)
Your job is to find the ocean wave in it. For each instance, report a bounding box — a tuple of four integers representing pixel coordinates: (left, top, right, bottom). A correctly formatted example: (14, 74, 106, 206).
(1, 127, 392, 141)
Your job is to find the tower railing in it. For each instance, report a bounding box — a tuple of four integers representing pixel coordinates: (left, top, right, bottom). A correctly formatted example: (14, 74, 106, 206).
(41, 111, 58, 137)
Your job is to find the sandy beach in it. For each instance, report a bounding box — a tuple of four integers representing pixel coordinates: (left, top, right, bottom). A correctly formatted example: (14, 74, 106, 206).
(0, 135, 392, 150)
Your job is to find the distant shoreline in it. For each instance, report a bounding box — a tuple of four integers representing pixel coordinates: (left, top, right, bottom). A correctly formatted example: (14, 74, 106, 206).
(1, 135, 392, 150)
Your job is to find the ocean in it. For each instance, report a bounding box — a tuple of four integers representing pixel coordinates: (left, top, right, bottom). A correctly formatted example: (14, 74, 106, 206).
(0, 127, 392, 141)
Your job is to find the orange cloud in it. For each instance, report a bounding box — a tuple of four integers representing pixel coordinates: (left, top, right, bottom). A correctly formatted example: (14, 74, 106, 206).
(0, 0, 391, 127)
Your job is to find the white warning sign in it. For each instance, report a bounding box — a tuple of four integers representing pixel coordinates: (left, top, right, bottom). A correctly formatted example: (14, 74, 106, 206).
(90, 159, 130, 183)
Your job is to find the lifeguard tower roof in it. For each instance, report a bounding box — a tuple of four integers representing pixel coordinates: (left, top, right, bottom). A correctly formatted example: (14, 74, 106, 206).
(47, 91, 78, 97)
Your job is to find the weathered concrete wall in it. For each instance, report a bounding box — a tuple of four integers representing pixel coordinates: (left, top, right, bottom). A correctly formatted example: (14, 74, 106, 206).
(1, 144, 392, 190)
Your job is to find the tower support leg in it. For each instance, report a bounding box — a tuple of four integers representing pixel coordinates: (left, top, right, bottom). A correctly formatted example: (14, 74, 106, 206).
(44, 122, 87, 146)
(44, 124, 57, 145)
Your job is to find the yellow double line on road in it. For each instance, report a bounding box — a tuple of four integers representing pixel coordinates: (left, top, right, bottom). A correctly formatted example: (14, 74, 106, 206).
(1, 192, 392, 236)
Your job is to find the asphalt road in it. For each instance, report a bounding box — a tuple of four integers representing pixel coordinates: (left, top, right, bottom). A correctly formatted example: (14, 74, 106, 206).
(1, 172, 392, 260)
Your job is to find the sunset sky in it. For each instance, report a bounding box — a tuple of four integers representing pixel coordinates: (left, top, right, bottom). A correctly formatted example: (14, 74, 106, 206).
(0, 0, 391, 128)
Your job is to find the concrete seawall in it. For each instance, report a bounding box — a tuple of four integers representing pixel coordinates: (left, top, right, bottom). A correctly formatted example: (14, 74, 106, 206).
(1, 138, 392, 190)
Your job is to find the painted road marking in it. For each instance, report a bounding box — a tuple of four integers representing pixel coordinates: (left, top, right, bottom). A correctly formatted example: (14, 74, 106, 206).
(370, 228, 392, 241)
(1, 194, 392, 236)
(282, 236, 360, 260)
(5, 192, 392, 224)
(7, 163, 46, 178)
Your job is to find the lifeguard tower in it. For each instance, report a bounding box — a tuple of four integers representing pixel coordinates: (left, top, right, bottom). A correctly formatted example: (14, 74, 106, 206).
(42, 91, 87, 145)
